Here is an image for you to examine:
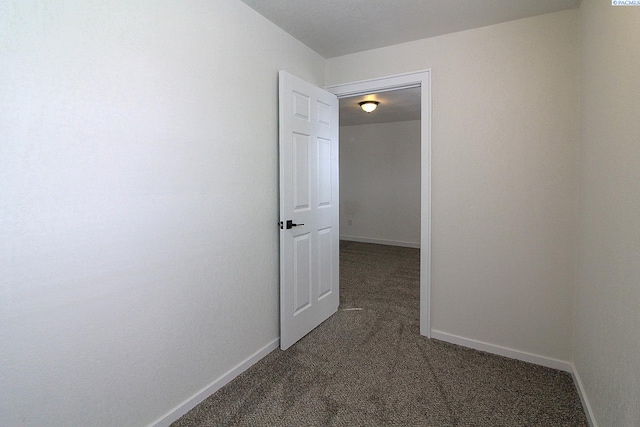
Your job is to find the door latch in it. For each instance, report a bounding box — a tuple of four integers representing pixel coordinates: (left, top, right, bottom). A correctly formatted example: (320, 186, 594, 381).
(280, 220, 304, 230)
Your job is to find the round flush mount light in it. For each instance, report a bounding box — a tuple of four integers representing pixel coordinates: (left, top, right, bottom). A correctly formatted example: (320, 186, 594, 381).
(359, 101, 379, 113)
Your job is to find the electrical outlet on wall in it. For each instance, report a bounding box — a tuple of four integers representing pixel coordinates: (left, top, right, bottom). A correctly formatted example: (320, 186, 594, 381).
(348, 219, 353, 226)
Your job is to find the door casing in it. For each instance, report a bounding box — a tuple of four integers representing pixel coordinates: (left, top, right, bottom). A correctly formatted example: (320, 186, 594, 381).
(326, 70, 432, 337)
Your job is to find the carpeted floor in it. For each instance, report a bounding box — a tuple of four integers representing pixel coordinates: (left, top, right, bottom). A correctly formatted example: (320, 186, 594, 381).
(172, 241, 588, 426)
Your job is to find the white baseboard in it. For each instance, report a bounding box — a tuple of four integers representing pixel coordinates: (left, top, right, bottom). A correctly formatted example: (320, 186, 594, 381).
(571, 365, 598, 427)
(148, 332, 597, 427)
(149, 338, 280, 427)
(431, 330, 597, 426)
(340, 235, 420, 249)
(430, 330, 572, 372)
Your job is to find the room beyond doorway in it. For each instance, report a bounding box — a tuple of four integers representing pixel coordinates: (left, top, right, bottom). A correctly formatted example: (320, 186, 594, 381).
(338, 87, 421, 249)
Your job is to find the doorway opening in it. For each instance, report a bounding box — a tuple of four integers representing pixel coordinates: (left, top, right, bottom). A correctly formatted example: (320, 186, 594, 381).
(326, 70, 431, 337)
(338, 87, 421, 249)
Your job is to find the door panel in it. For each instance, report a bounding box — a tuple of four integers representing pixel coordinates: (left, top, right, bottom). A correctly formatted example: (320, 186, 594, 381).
(293, 133, 311, 211)
(279, 71, 339, 350)
(318, 137, 332, 206)
(293, 233, 312, 314)
(317, 227, 333, 299)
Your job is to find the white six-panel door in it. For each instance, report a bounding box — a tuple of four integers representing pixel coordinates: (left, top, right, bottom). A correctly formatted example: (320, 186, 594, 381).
(279, 71, 339, 350)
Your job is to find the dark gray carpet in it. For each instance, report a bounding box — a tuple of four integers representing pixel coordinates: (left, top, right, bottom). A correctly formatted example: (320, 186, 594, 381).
(173, 241, 588, 426)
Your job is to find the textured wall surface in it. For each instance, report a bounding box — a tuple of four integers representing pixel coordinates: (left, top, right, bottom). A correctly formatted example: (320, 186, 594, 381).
(0, 1, 323, 425)
(6, 1, 637, 425)
(340, 120, 421, 247)
(328, 10, 581, 362)
(574, 1, 640, 426)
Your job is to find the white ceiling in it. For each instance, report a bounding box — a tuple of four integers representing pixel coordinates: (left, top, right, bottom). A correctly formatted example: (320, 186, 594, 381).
(239, 0, 582, 58)
(240, 0, 582, 125)
(340, 87, 421, 127)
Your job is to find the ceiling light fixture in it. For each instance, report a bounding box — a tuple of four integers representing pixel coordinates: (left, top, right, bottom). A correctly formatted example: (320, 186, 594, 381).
(359, 101, 379, 113)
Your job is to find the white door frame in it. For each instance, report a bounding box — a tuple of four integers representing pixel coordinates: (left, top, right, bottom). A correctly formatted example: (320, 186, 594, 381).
(325, 70, 432, 338)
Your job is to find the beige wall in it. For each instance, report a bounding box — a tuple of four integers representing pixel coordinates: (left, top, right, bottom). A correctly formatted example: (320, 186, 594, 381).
(0, 1, 324, 425)
(574, 1, 640, 425)
(4, 1, 636, 425)
(328, 10, 581, 361)
(340, 120, 421, 247)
